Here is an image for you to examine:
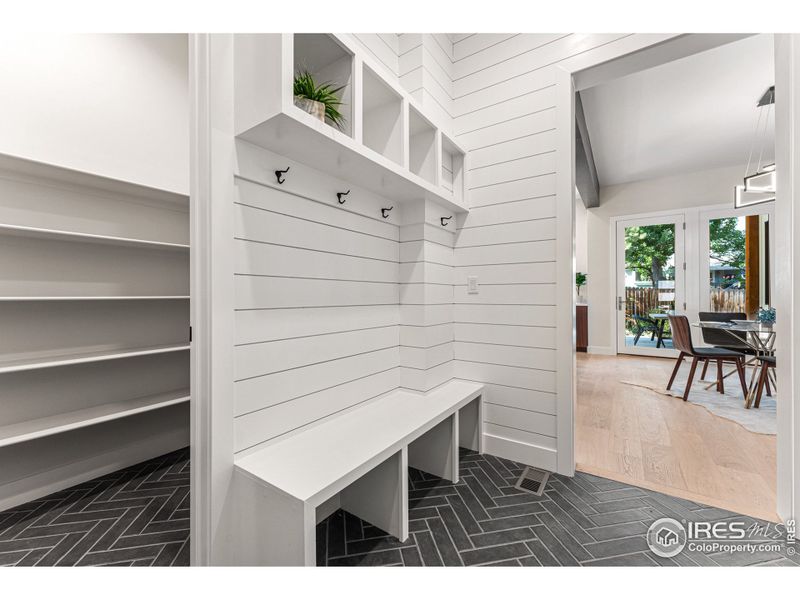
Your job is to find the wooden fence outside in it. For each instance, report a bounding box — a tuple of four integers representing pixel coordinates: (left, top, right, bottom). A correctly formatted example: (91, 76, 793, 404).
(624, 286, 746, 318)
(709, 287, 746, 313)
(625, 287, 668, 318)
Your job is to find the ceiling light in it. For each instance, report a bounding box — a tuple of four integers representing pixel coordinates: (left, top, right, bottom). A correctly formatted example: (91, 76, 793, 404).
(744, 169, 775, 193)
(734, 86, 775, 209)
(734, 185, 774, 209)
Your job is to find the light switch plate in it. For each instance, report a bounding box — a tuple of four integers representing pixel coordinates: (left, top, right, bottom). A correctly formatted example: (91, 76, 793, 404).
(467, 276, 479, 294)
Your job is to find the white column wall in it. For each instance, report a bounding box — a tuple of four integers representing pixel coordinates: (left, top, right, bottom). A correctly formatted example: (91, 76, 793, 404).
(398, 200, 456, 392)
(398, 34, 455, 134)
(450, 34, 673, 472)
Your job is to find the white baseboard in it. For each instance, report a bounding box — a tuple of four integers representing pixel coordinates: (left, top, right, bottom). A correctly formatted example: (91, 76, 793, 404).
(483, 433, 557, 472)
(587, 345, 616, 356)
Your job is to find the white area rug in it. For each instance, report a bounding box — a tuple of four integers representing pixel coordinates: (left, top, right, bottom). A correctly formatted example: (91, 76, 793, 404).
(621, 363, 777, 435)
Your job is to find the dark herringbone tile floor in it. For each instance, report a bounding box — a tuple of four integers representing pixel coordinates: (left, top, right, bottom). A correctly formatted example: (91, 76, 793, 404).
(317, 449, 799, 567)
(0, 448, 190, 567)
(3, 447, 796, 567)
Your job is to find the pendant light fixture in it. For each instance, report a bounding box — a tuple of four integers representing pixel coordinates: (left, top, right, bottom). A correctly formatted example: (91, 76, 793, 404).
(734, 86, 775, 208)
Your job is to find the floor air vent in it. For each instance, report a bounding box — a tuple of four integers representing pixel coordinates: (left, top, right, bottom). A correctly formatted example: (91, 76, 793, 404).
(513, 466, 551, 496)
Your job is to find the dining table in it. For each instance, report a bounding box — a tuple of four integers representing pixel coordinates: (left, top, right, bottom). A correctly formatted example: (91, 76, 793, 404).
(691, 320, 776, 407)
(648, 312, 673, 348)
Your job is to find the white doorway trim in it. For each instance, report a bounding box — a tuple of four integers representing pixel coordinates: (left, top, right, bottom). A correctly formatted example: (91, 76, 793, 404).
(554, 34, 685, 476)
(557, 34, 797, 523)
(189, 33, 237, 565)
(773, 34, 799, 523)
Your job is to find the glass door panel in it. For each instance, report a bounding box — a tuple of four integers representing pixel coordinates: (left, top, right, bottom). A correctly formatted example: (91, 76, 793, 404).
(701, 211, 773, 319)
(616, 215, 684, 357)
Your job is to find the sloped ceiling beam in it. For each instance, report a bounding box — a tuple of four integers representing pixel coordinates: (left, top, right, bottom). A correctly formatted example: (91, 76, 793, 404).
(575, 92, 599, 208)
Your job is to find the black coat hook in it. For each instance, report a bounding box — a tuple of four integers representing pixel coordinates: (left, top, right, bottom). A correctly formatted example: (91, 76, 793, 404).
(381, 207, 394, 219)
(275, 167, 290, 184)
(337, 190, 350, 204)
(441, 215, 453, 226)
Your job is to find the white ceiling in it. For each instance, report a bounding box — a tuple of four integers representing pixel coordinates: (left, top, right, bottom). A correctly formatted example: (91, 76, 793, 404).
(581, 34, 775, 187)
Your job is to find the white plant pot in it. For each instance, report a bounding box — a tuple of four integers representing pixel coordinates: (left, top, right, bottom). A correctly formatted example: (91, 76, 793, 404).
(294, 96, 325, 122)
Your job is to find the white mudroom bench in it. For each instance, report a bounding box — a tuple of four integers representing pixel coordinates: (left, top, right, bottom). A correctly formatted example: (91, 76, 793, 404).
(232, 380, 484, 566)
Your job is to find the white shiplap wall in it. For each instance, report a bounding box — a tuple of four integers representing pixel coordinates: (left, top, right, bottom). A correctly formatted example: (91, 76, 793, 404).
(398, 201, 456, 392)
(227, 32, 662, 471)
(399, 34, 455, 134)
(451, 33, 634, 470)
(350, 34, 401, 79)
(232, 142, 402, 454)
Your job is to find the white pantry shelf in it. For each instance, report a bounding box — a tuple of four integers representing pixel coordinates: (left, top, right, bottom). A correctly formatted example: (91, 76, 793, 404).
(0, 296, 190, 302)
(0, 223, 189, 251)
(0, 389, 190, 449)
(0, 152, 188, 208)
(0, 151, 191, 513)
(0, 343, 190, 374)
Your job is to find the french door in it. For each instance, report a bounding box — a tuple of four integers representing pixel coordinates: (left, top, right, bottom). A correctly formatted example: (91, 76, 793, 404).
(616, 214, 685, 357)
(699, 204, 775, 318)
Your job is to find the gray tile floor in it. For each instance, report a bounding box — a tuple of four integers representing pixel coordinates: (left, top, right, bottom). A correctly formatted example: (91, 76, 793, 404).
(317, 449, 798, 567)
(0, 448, 190, 567)
(2, 447, 796, 567)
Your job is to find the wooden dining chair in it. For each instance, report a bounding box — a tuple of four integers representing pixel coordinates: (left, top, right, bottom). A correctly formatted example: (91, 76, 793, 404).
(697, 311, 753, 380)
(750, 355, 776, 409)
(667, 315, 749, 401)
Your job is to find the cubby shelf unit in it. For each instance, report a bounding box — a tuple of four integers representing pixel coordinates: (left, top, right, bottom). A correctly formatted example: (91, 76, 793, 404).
(233, 33, 468, 214)
(0, 151, 190, 511)
(408, 105, 438, 185)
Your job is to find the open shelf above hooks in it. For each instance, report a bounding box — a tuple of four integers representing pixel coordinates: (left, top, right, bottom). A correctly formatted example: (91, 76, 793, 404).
(232, 33, 468, 214)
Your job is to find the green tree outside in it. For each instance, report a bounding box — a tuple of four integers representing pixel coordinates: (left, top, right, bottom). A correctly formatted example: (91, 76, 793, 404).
(624, 224, 675, 286)
(624, 218, 745, 288)
(709, 217, 746, 288)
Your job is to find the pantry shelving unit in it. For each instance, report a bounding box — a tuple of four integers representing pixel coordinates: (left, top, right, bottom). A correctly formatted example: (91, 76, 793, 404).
(0, 152, 190, 511)
(0, 223, 190, 251)
(0, 389, 190, 449)
(233, 33, 468, 214)
(0, 343, 190, 375)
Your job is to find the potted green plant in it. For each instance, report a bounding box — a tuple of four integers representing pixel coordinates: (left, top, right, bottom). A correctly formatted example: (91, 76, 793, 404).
(576, 272, 587, 303)
(293, 69, 346, 129)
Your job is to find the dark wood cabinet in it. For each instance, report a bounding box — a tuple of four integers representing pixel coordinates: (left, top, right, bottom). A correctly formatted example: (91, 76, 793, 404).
(576, 304, 588, 352)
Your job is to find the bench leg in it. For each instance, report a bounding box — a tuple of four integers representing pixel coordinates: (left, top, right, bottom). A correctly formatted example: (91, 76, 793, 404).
(340, 448, 408, 542)
(231, 469, 315, 566)
(408, 414, 459, 483)
(459, 396, 483, 454)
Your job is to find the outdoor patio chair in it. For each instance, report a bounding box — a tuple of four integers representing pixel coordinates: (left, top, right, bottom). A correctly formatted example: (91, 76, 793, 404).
(631, 313, 661, 346)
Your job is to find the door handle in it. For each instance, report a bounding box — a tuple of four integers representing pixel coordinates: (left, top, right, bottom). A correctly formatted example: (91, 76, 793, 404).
(617, 296, 625, 310)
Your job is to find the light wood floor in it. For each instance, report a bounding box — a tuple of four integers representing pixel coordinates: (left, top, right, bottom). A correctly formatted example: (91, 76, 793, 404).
(576, 353, 778, 522)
